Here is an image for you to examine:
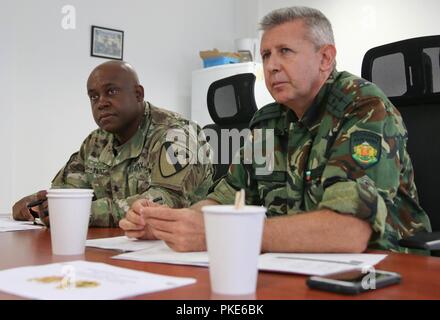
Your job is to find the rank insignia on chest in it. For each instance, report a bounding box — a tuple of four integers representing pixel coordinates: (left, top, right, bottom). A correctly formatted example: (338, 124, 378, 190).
(159, 141, 192, 178)
(350, 131, 381, 169)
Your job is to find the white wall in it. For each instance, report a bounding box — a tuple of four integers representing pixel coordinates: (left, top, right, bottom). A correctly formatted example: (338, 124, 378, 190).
(1, 0, 238, 213)
(0, 2, 16, 215)
(234, 0, 261, 40)
(257, 0, 440, 74)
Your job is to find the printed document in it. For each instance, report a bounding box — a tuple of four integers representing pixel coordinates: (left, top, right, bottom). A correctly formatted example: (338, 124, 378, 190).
(86, 236, 162, 252)
(88, 236, 387, 275)
(258, 253, 387, 276)
(113, 241, 209, 267)
(87, 236, 208, 266)
(0, 260, 196, 300)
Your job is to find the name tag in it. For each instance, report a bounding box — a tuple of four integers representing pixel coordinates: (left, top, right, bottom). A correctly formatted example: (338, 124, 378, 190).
(85, 160, 109, 175)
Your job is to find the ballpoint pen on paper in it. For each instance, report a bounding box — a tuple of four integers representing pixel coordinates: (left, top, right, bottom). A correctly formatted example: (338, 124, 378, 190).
(276, 255, 363, 266)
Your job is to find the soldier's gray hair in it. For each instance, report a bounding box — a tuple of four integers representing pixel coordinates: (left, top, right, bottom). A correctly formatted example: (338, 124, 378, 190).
(260, 6, 335, 49)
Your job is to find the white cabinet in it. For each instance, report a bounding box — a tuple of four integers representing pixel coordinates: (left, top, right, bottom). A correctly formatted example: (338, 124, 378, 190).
(191, 62, 273, 128)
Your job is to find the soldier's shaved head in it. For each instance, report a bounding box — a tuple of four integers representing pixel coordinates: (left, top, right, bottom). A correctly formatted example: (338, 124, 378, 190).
(87, 61, 140, 88)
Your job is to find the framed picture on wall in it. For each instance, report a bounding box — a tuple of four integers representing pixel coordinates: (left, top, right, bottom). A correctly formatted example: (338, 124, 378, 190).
(90, 26, 124, 60)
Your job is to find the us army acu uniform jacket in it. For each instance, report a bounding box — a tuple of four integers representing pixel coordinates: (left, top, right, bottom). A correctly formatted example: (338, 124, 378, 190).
(52, 102, 213, 227)
(208, 70, 431, 253)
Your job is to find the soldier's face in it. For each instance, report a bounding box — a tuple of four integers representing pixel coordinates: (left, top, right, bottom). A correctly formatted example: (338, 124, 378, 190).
(87, 65, 143, 138)
(260, 20, 326, 110)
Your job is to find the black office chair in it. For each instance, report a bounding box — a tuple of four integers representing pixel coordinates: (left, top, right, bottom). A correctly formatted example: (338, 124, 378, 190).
(203, 73, 259, 181)
(362, 35, 440, 254)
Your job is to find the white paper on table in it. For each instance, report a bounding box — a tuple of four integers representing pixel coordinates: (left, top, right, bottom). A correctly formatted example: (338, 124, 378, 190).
(258, 253, 387, 276)
(91, 237, 386, 275)
(0, 215, 43, 232)
(0, 260, 196, 300)
(86, 236, 163, 252)
(113, 241, 209, 267)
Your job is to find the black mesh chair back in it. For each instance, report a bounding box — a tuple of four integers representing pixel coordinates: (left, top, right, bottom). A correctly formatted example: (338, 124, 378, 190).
(362, 36, 440, 233)
(203, 73, 259, 182)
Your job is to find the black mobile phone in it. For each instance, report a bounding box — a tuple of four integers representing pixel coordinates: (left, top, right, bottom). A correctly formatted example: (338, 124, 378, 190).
(306, 269, 401, 295)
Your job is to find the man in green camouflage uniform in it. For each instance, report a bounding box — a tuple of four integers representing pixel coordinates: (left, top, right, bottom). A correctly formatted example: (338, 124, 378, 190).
(12, 61, 213, 227)
(119, 7, 431, 253)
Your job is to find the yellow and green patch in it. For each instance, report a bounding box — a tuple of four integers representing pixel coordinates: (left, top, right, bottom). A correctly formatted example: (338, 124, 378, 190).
(350, 131, 381, 169)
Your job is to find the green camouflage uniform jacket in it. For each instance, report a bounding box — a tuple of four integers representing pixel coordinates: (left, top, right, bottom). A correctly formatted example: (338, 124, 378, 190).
(207, 70, 431, 253)
(52, 101, 213, 227)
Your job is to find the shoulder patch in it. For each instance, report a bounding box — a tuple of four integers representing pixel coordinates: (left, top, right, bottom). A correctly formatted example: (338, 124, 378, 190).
(326, 72, 378, 118)
(149, 103, 186, 126)
(326, 88, 354, 118)
(350, 131, 381, 169)
(159, 141, 192, 178)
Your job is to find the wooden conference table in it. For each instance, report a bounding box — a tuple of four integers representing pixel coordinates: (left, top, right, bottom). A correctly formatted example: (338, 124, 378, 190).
(0, 227, 439, 300)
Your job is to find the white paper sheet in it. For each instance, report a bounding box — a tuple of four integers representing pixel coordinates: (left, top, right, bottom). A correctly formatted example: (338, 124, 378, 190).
(0, 215, 43, 232)
(258, 253, 387, 276)
(0, 260, 196, 300)
(86, 236, 162, 252)
(86, 236, 208, 266)
(113, 241, 209, 267)
(89, 236, 387, 275)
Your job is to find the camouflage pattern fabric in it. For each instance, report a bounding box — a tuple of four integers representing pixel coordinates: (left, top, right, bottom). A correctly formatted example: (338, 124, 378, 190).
(52, 102, 213, 227)
(207, 70, 431, 253)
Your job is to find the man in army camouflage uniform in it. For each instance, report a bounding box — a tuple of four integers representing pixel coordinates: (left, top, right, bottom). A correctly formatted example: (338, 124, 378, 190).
(119, 7, 431, 253)
(12, 61, 213, 228)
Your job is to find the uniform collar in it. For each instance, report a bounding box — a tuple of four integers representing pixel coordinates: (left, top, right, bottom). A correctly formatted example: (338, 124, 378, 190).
(99, 101, 150, 166)
(282, 69, 340, 132)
